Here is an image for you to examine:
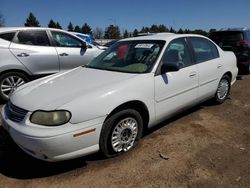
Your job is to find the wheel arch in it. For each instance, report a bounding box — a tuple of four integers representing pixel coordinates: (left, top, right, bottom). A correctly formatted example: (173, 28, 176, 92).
(105, 100, 150, 132)
(223, 71, 232, 82)
(0, 69, 31, 80)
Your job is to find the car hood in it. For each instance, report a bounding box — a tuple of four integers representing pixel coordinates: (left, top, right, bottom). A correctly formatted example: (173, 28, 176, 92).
(11, 67, 138, 111)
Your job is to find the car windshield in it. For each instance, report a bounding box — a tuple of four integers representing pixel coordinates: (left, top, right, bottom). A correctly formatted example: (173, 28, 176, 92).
(86, 40, 165, 73)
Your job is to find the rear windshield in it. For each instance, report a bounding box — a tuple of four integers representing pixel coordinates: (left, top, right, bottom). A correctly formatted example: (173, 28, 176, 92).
(210, 31, 244, 43)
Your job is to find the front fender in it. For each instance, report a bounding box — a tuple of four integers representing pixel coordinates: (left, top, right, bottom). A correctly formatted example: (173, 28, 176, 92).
(61, 74, 155, 125)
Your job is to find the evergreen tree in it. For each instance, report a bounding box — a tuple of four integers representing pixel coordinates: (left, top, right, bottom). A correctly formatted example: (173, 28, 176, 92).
(177, 28, 184, 34)
(133, 29, 138, 37)
(67, 22, 74, 31)
(104, 25, 121, 39)
(170, 27, 176, 33)
(192, 29, 208, 36)
(24, 12, 40, 27)
(82, 23, 92, 34)
(140, 26, 150, 33)
(74, 25, 81, 33)
(48, 19, 57, 28)
(56, 22, 62, 29)
(123, 29, 129, 38)
(150, 24, 159, 33)
(184, 29, 191, 34)
(158, 24, 169, 32)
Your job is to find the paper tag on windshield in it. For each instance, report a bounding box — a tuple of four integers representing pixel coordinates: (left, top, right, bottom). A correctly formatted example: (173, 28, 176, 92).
(135, 44, 154, 48)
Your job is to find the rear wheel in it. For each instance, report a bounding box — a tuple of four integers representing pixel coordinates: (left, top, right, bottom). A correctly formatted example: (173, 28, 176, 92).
(100, 109, 143, 158)
(213, 74, 231, 104)
(240, 60, 250, 75)
(0, 72, 29, 102)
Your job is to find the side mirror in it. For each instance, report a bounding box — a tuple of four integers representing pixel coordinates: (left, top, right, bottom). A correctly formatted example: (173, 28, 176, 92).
(80, 41, 87, 49)
(161, 63, 180, 74)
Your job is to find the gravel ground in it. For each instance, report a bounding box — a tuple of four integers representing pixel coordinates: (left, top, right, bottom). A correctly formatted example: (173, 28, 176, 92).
(0, 75, 249, 188)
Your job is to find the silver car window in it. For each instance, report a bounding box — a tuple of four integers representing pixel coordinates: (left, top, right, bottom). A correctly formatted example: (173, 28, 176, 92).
(51, 31, 82, 48)
(15, 30, 50, 46)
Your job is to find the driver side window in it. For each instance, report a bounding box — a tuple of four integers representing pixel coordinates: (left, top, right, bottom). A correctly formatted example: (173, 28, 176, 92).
(161, 38, 192, 68)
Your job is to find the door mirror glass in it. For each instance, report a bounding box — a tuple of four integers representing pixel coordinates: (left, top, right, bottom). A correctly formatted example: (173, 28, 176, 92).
(161, 63, 180, 73)
(81, 41, 87, 49)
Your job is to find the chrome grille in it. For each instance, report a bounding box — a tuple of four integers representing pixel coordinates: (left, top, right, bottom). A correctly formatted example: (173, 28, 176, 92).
(5, 102, 28, 122)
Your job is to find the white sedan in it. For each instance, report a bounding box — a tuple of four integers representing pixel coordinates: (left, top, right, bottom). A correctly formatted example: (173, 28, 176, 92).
(0, 33, 238, 162)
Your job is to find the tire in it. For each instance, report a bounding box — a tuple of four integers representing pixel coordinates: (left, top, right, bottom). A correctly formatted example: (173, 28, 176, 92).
(0, 72, 29, 102)
(240, 60, 250, 75)
(213, 74, 231, 104)
(246, 61, 250, 75)
(100, 109, 143, 158)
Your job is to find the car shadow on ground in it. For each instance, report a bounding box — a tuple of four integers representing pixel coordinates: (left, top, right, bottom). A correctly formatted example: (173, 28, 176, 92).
(0, 127, 92, 179)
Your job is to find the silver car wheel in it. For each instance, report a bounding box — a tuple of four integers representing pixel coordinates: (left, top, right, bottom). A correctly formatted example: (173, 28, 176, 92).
(1, 76, 26, 99)
(111, 117, 138, 152)
(217, 79, 229, 100)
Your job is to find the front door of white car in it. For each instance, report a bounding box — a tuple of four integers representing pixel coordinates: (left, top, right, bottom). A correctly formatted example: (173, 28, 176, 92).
(187, 37, 223, 101)
(10, 30, 60, 75)
(50, 31, 96, 71)
(154, 38, 198, 122)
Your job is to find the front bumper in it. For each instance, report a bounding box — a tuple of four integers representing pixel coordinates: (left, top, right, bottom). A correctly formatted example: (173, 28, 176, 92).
(1, 105, 105, 162)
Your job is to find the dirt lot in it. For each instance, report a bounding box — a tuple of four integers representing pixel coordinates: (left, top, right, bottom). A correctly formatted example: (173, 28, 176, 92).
(0, 75, 249, 188)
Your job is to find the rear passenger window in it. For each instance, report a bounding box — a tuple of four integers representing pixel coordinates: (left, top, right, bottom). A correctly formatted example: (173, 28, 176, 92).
(15, 31, 50, 46)
(189, 37, 219, 63)
(0, 32, 15, 41)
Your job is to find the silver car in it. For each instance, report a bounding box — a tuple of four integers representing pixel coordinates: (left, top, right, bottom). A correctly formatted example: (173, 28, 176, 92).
(0, 27, 103, 102)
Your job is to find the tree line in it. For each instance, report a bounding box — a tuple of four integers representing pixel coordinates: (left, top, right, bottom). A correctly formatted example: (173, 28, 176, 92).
(1, 12, 217, 39)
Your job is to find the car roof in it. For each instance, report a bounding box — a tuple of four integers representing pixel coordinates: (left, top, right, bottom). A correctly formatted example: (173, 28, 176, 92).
(70, 32, 90, 37)
(0, 27, 65, 33)
(214, 28, 250, 32)
(120, 33, 208, 42)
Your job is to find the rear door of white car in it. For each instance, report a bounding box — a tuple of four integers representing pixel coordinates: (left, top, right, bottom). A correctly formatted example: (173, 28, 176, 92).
(49, 31, 97, 71)
(187, 37, 222, 101)
(10, 30, 59, 75)
(154, 38, 198, 122)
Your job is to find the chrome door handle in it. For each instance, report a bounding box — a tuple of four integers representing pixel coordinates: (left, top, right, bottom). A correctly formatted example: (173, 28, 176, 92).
(17, 53, 29, 57)
(59, 53, 69, 56)
(189, 72, 197, 78)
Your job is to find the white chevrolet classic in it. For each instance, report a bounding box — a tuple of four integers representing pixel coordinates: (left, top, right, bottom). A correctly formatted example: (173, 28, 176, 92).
(1, 33, 238, 161)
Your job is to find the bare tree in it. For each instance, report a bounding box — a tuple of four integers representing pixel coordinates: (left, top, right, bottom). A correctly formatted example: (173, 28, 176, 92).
(93, 27, 104, 39)
(0, 13, 5, 27)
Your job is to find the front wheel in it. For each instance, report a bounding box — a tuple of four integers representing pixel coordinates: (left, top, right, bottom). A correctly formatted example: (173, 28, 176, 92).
(100, 109, 143, 158)
(0, 72, 29, 102)
(213, 74, 231, 104)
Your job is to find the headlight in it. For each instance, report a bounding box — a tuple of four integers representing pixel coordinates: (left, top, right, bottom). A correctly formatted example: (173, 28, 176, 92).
(30, 110, 71, 126)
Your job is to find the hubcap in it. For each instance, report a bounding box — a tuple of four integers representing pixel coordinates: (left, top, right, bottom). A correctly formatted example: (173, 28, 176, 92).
(1, 76, 26, 99)
(217, 79, 229, 100)
(111, 117, 138, 152)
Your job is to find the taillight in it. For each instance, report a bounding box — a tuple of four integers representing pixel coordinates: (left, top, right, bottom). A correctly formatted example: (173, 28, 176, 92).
(237, 40, 248, 47)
